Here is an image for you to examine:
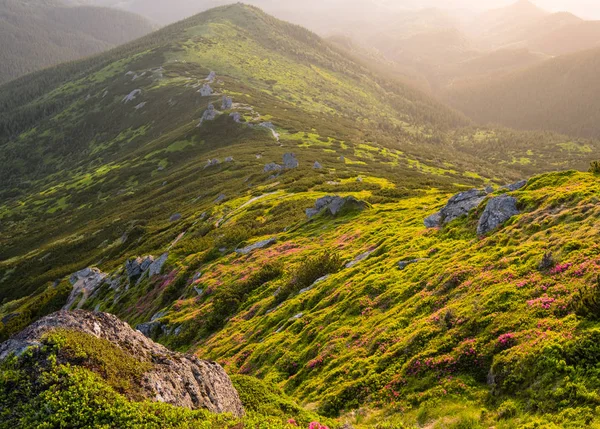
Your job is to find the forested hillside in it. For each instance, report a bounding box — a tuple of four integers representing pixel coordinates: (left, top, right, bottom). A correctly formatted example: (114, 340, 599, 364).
(0, 0, 154, 84)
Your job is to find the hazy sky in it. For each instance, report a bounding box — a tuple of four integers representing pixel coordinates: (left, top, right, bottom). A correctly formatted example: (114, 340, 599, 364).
(415, 0, 600, 18)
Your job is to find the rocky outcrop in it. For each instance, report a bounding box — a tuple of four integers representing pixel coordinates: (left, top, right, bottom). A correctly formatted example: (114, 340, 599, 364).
(235, 238, 277, 255)
(477, 195, 520, 235)
(64, 268, 107, 310)
(126, 256, 154, 279)
(424, 189, 487, 228)
(306, 195, 369, 219)
(0, 310, 244, 417)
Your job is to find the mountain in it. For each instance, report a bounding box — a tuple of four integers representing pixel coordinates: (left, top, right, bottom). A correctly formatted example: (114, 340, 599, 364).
(444, 47, 600, 138)
(0, 0, 155, 85)
(1, 4, 600, 428)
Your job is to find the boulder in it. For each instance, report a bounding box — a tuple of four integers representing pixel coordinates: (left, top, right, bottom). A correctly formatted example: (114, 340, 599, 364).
(235, 238, 277, 255)
(283, 153, 299, 169)
(170, 213, 182, 222)
(424, 189, 487, 228)
(198, 104, 217, 126)
(205, 158, 220, 168)
(64, 268, 107, 310)
(313, 161, 323, 169)
(221, 96, 233, 110)
(306, 195, 369, 219)
(230, 112, 242, 123)
(0, 310, 244, 417)
(126, 256, 154, 279)
(477, 195, 520, 235)
(199, 84, 212, 96)
(225, 156, 234, 162)
(505, 180, 527, 191)
(215, 194, 227, 203)
(345, 249, 375, 268)
(148, 253, 168, 277)
(264, 162, 282, 173)
(205, 71, 216, 83)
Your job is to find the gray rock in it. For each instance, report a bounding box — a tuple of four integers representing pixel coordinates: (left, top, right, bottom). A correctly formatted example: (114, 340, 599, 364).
(424, 189, 487, 228)
(264, 162, 282, 173)
(134, 102, 147, 110)
(221, 96, 233, 110)
(225, 156, 234, 163)
(235, 238, 277, 255)
(230, 112, 242, 123)
(205, 71, 216, 83)
(306, 195, 369, 219)
(298, 275, 330, 294)
(505, 180, 527, 191)
(0, 310, 244, 417)
(170, 213, 182, 222)
(346, 250, 375, 268)
(122, 89, 141, 103)
(126, 256, 155, 279)
(148, 253, 168, 277)
(64, 268, 107, 310)
(398, 259, 428, 270)
(477, 195, 520, 235)
(199, 84, 213, 96)
(485, 186, 494, 194)
(313, 161, 323, 169)
(198, 104, 217, 126)
(215, 194, 227, 203)
(205, 158, 220, 169)
(283, 153, 299, 169)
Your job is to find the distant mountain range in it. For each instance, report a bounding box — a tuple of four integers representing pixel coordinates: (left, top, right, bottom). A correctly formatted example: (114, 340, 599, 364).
(0, 0, 155, 84)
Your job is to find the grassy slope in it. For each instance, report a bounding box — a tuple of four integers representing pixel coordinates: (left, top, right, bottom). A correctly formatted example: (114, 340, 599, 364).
(1, 4, 600, 428)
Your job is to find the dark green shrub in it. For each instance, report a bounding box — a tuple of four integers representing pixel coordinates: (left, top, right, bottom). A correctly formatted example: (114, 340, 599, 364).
(589, 161, 600, 174)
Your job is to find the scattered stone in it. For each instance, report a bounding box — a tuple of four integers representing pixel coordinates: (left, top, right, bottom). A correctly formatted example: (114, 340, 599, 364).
(221, 96, 233, 110)
(230, 112, 242, 123)
(306, 195, 369, 219)
(235, 238, 277, 255)
(290, 313, 303, 320)
(424, 189, 487, 228)
(357, 176, 363, 182)
(205, 159, 220, 168)
(122, 89, 141, 103)
(264, 162, 283, 173)
(64, 268, 107, 310)
(505, 180, 527, 191)
(398, 259, 428, 270)
(283, 153, 299, 169)
(198, 104, 218, 126)
(199, 84, 213, 96)
(193, 272, 203, 282)
(215, 194, 226, 203)
(477, 195, 520, 235)
(134, 102, 147, 110)
(225, 157, 234, 162)
(194, 287, 203, 296)
(313, 161, 323, 169)
(169, 213, 182, 222)
(299, 275, 330, 294)
(339, 156, 345, 162)
(157, 165, 165, 171)
(205, 71, 216, 83)
(346, 249, 375, 269)
(0, 310, 244, 417)
(255, 154, 263, 159)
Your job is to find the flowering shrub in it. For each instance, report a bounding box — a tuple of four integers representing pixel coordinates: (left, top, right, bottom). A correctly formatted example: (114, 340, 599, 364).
(550, 263, 572, 275)
(308, 422, 329, 429)
(497, 333, 517, 350)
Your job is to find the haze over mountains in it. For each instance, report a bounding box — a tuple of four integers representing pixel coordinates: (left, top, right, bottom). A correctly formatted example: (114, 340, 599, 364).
(0, 0, 155, 84)
(2, 2, 600, 428)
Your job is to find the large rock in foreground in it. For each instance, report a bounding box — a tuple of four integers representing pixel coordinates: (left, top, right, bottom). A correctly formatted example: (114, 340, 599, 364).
(425, 189, 487, 227)
(477, 195, 520, 235)
(0, 310, 244, 417)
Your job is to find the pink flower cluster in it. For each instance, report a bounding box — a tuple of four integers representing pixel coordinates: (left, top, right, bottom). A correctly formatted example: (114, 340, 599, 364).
(308, 422, 330, 429)
(497, 332, 516, 349)
(527, 295, 556, 310)
(550, 263, 572, 275)
(307, 356, 324, 369)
